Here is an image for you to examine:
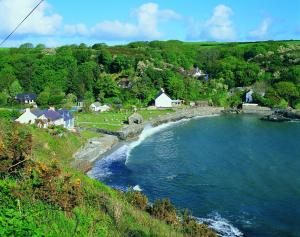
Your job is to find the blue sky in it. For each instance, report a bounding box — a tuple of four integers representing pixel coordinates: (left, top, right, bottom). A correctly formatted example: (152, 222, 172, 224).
(0, 0, 299, 47)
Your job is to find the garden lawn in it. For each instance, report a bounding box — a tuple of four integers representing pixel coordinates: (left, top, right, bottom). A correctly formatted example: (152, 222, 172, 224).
(75, 109, 175, 131)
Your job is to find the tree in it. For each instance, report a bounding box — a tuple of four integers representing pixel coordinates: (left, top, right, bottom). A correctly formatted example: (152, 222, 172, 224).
(0, 92, 8, 106)
(0, 65, 16, 91)
(274, 81, 299, 105)
(95, 74, 120, 100)
(19, 43, 34, 49)
(36, 91, 50, 106)
(97, 48, 112, 71)
(8, 80, 23, 100)
(167, 74, 185, 99)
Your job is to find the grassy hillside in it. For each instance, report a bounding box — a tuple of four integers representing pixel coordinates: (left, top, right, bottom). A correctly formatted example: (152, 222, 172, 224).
(0, 121, 216, 237)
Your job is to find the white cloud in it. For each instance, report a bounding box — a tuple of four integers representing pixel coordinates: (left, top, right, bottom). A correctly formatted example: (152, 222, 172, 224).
(0, 0, 62, 37)
(249, 18, 272, 39)
(64, 3, 181, 40)
(204, 4, 236, 41)
(187, 4, 235, 41)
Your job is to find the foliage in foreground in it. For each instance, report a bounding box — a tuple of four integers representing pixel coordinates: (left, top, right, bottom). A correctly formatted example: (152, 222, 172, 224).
(0, 121, 216, 237)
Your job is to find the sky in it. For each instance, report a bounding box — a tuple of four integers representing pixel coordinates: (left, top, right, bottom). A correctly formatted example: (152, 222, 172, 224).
(0, 0, 299, 47)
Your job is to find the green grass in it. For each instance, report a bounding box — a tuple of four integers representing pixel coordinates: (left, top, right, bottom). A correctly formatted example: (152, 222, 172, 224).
(75, 109, 175, 131)
(13, 126, 187, 236)
(79, 130, 103, 140)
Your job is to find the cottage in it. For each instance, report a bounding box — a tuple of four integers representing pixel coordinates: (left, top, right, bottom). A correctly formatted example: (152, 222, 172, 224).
(155, 89, 173, 108)
(90, 102, 101, 112)
(90, 102, 110, 112)
(58, 109, 75, 129)
(15, 108, 74, 129)
(16, 93, 37, 104)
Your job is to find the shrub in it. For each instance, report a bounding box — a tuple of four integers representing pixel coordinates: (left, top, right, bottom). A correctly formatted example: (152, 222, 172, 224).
(149, 199, 179, 226)
(125, 190, 148, 211)
(181, 209, 217, 237)
(25, 161, 82, 211)
(0, 122, 32, 177)
(276, 99, 289, 109)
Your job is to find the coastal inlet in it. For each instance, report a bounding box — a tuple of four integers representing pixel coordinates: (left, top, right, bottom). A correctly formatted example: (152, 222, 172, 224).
(89, 115, 300, 237)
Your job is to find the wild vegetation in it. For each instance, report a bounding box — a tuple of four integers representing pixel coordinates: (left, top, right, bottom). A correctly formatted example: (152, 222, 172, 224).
(0, 120, 216, 236)
(0, 40, 300, 109)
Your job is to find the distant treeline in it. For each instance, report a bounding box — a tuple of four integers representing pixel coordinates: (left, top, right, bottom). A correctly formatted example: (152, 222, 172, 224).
(0, 40, 299, 108)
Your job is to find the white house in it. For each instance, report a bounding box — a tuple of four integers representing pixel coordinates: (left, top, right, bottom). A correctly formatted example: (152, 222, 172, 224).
(90, 102, 110, 112)
(15, 108, 74, 129)
(98, 104, 110, 112)
(90, 102, 101, 112)
(15, 108, 38, 124)
(155, 89, 173, 108)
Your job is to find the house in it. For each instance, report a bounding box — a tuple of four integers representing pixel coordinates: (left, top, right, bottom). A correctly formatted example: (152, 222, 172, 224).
(155, 89, 173, 108)
(57, 109, 75, 129)
(90, 102, 101, 112)
(15, 108, 74, 129)
(245, 90, 254, 103)
(90, 102, 110, 112)
(16, 93, 37, 104)
(98, 104, 110, 112)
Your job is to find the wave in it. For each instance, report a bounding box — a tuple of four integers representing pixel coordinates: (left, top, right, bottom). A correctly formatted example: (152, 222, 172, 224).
(133, 185, 142, 191)
(196, 212, 243, 237)
(89, 114, 219, 179)
(87, 145, 128, 179)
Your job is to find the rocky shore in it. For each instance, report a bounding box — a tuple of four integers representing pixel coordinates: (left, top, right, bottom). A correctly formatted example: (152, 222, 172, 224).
(74, 106, 224, 170)
(261, 109, 300, 122)
(72, 135, 118, 171)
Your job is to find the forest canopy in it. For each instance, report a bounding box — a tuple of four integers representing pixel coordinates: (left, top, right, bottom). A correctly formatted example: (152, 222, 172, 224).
(0, 40, 299, 108)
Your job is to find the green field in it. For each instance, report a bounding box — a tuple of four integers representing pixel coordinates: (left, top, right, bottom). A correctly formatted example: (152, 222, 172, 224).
(75, 109, 175, 131)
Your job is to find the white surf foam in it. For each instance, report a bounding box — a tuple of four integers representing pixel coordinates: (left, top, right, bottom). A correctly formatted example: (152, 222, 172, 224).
(133, 185, 142, 191)
(196, 212, 243, 237)
(125, 114, 219, 163)
(87, 145, 128, 179)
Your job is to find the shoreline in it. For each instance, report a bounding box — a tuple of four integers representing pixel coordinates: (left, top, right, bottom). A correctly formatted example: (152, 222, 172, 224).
(73, 106, 224, 172)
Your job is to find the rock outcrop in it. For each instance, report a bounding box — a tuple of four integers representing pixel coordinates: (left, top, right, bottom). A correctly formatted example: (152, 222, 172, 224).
(128, 113, 144, 125)
(262, 109, 300, 122)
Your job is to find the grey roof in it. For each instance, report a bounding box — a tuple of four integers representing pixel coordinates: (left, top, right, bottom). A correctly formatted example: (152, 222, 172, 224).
(58, 109, 73, 121)
(155, 90, 171, 100)
(16, 93, 37, 101)
(31, 108, 72, 122)
(31, 109, 45, 117)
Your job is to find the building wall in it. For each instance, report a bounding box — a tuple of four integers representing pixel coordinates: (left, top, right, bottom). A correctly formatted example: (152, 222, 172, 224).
(15, 110, 37, 124)
(155, 94, 172, 108)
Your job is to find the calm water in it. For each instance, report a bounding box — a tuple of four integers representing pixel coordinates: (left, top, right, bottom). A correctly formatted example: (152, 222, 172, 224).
(89, 115, 300, 237)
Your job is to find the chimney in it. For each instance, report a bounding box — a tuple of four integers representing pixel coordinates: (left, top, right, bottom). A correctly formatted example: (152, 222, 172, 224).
(25, 108, 30, 113)
(161, 88, 165, 93)
(49, 106, 55, 111)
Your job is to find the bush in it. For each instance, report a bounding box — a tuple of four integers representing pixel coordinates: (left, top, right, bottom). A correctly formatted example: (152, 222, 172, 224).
(125, 190, 148, 211)
(181, 209, 217, 237)
(25, 161, 82, 211)
(0, 122, 32, 177)
(0, 110, 20, 121)
(276, 99, 289, 109)
(149, 199, 179, 226)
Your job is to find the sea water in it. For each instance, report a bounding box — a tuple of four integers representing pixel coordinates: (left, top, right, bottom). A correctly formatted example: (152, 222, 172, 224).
(88, 115, 300, 237)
